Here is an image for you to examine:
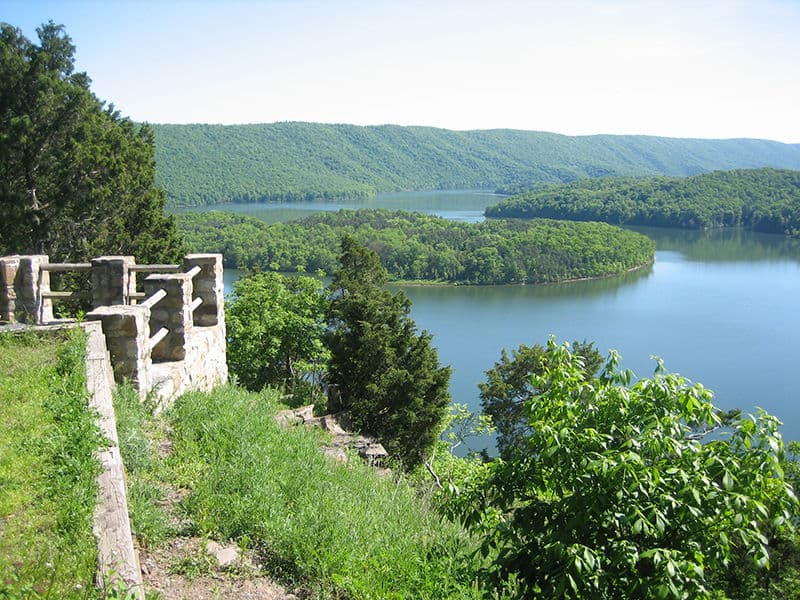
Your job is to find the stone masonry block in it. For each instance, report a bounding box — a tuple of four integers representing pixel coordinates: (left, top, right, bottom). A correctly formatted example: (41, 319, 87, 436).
(91, 256, 135, 308)
(144, 272, 192, 363)
(14, 255, 53, 323)
(86, 305, 152, 396)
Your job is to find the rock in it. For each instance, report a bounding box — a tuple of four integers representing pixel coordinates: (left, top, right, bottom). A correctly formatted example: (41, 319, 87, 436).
(360, 443, 387, 458)
(277, 407, 391, 470)
(321, 414, 348, 436)
(303, 416, 323, 428)
(358, 443, 388, 466)
(275, 405, 316, 428)
(294, 405, 315, 422)
(206, 540, 239, 567)
(322, 447, 348, 464)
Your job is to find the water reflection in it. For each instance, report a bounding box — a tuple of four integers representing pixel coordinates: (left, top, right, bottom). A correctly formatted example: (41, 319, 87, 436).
(172, 189, 500, 224)
(389, 262, 654, 303)
(628, 226, 800, 263)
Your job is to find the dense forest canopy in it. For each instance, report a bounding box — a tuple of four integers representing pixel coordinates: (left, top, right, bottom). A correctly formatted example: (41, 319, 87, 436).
(177, 209, 655, 285)
(153, 123, 800, 206)
(486, 168, 800, 237)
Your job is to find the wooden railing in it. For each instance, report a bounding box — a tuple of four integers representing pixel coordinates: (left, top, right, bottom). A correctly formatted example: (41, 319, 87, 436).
(35, 261, 184, 307)
(2, 253, 228, 429)
(40, 262, 92, 302)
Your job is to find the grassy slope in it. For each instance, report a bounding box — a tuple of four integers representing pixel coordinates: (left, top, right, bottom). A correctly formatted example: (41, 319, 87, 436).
(0, 330, 100, 599)
(152, 123, 800, 206)
(116, 384, 488, 599)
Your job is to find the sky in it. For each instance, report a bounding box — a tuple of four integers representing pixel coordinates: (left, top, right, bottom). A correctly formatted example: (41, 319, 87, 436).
(3, 0, 799, 142)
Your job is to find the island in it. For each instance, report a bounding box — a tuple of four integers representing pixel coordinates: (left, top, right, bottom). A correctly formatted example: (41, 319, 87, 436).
(177, 209, 655, 285)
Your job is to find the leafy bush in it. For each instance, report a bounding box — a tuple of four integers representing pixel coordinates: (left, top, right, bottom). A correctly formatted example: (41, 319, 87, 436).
(456, 339, 798, 598)
(479, 341, 602, 457)
(226, 272, 328, 399)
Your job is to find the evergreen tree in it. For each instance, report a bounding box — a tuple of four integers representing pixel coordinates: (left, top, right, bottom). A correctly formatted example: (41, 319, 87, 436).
(0, 21, 183, 263)
(326, 236, 451, 469)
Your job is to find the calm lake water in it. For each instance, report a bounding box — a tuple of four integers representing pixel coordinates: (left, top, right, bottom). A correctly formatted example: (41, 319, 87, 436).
(206, 191, 800, 449)
(174, 189, 499, 223)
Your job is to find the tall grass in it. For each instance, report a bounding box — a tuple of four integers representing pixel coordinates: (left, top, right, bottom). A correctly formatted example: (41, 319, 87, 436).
(112, 383, 172, 548)
(0, 330, 101, 599)
(166, 385, 485, 599)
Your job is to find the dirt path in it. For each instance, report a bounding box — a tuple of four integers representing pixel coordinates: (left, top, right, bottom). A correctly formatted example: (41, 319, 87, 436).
(139, 536, 298, 600)
(136, 427, 300, 599)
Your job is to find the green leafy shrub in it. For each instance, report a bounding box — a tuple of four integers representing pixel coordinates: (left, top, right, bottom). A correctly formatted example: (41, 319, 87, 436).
(226, 272, 328, 399)
(456, 339, 798, 599)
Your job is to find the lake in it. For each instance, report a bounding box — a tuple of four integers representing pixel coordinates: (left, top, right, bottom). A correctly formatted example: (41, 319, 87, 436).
(204, 191, 800, 449)
(174, 189, 498, 223)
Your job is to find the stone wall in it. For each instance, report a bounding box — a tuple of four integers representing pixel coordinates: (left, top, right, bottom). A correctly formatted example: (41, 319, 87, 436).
(145, 257, 228, 405)
(1, 255, 229, 597)
(0, 253, 228, 405)
(83, 320, 144, 599)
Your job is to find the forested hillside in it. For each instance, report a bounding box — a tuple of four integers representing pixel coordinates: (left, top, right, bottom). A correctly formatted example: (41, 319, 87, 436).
(486, 168, 800, 236)
(152, 123, 800, 206)
(177, 209, 654, 285)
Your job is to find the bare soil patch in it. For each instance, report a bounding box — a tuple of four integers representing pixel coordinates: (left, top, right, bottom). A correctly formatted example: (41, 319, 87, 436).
(139, 532, 299, 599)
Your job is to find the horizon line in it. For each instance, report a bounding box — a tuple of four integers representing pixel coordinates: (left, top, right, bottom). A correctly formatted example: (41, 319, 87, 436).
(140, 120, 800, 145)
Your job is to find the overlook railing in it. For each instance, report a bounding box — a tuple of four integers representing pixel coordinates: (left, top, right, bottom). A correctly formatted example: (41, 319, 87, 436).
(0, 253, 227, 402)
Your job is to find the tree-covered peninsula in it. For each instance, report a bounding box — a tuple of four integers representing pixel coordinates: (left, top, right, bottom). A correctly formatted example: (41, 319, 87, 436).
(486, 168, 800, 237)
(177, 209, 654, 285)
(153, 123, 800, 206)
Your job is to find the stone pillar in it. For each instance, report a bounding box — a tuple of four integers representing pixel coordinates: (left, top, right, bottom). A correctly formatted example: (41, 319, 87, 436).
(0, 256, 20, 323)
(91, 256, 136, 309)
(144, 273, 192, 362)
(5, 255, 54, 324)
(86, 305, 152, 397)
(183, 254, 224, 327)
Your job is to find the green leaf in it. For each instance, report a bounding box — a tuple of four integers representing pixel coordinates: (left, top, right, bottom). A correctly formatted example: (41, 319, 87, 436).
(666, 560, 676, 577)
(722, 471, 734, 490)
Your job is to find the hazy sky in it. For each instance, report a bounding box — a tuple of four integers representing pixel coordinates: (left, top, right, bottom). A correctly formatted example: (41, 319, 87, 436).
(3, 0, 799, 142)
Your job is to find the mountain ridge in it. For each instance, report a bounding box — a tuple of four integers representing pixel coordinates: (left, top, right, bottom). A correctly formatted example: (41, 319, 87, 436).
(151, 122, 800, 206)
